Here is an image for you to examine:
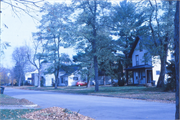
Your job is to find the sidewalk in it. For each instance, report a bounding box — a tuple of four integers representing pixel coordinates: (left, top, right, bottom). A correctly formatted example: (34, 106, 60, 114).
(0, 104, 40, 109)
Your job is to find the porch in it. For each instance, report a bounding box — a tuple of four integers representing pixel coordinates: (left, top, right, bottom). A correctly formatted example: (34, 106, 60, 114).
(125, 65, 153, 86)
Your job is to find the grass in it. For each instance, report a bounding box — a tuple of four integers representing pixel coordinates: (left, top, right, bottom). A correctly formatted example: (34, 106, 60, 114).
(0, 94, 35, 105)
(0, 109, 40, 120)
(0, 94, 40, 120)
(0, 94, 22, 105)
(19, 85, 175, 103)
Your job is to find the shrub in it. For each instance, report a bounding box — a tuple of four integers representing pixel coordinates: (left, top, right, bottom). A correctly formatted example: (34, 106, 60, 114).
(24, 81, 31, 86)
(40, 77, 46, 87)
(118, 77, 125, 86)
(164, 60, 175, 91)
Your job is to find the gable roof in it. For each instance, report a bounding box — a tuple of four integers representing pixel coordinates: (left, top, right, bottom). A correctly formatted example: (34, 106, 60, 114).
(61, 66, 79, 77)
(128, 36, 140, 58)
(124, 65, 153, 70)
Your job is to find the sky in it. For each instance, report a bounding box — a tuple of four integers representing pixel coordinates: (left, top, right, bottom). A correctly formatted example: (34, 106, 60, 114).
(1, 0, 76, 68)
(1, 0, 122, 68)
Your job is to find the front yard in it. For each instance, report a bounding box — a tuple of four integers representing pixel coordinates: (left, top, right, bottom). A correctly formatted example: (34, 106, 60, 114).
(0, 94, 94, 120)
(17, 86, 175, 103)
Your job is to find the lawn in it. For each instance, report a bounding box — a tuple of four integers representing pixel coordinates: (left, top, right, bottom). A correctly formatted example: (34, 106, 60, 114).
(19, 86, 175, 103)
(0, 94, 40, 119)
(0, 94, 93, 120)
(0, 94, 34, 105)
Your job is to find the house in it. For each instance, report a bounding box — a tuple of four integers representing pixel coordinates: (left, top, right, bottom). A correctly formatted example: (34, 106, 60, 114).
(25, 70, 38, 85)
(59, 67, 81, 86)
(125, 36, 174, 86)
(26, 66, 82, 87)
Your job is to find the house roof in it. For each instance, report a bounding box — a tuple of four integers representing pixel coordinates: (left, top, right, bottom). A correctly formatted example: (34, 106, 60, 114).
(61, 66, 79, 77)
(128, 36, 140, 58)
(124, 65, 153, 70)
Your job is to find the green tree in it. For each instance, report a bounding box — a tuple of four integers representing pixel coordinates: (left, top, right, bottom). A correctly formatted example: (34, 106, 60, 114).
(13, 62, 25, 86)
(142, 0, 176, 88)
(111, 0, 147, 83)
(34, 2, 73, 89)
(73, 52, 94, 88)
(165, 60, 175, 91)
(73, 0, 112, 92)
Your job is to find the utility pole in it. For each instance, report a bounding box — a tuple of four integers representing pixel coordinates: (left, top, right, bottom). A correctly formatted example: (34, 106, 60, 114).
(175, 1, 180, 119)
(0, 0, 2, 68)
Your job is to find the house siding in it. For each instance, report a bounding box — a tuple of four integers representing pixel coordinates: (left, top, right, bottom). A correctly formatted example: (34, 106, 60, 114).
(152, 50, 174, 85)
(132, 41, 152, 66)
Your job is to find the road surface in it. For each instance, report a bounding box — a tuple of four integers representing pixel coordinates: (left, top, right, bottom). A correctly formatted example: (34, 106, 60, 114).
(4, 87, 175, 120)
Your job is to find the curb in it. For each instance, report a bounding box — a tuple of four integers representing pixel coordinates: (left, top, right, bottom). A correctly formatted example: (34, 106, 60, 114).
(21, 104, 38, 107)
(0, 104, 39, 109)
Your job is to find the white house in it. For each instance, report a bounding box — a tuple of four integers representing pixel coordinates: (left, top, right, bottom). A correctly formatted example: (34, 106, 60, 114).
(26, 66, 82, 87)
(125, 37, 174, 86)
(25, 70, 38, 85)
(59, 68, 81, 86)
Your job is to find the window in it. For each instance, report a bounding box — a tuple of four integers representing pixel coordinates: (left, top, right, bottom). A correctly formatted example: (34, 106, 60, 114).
(136, 55, 139, 66)
(156, 71, 160, 75)
(73, 77, 78, 80)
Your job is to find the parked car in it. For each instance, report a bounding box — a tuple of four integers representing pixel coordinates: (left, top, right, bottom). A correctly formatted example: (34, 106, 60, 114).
(76, 81, 87, 86)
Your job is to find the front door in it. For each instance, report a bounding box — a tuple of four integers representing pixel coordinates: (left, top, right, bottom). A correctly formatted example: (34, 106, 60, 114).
(134, 71, 139, 84)
(147, 70, 152, 83)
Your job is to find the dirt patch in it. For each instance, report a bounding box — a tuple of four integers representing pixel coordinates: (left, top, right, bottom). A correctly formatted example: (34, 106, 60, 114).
(21, 107, 94, 120)
(19, 98, 35, 105)
(0, 96, 35, 105)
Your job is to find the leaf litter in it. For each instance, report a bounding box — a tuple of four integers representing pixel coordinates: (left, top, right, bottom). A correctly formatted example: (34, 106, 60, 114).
(21, 107, 95, 120)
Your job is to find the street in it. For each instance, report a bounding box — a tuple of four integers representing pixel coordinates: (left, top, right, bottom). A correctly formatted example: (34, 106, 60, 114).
(4, 87, 175, 120)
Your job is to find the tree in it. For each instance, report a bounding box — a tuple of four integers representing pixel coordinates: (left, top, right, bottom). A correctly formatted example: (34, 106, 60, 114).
(12, 46, 29, 86)
(143, 0, 176, 88)
(165, 60, 175, 91)
(73, 52, 94, 88)
(34, 2, 74, 89)
(12, 62, 25, 86)
(73, 0, 112, 92)
(174, 1, 179, 119)
(111, 0, 148, 83)
(0, 66, 10, 85)
(26, 38, 47, 88)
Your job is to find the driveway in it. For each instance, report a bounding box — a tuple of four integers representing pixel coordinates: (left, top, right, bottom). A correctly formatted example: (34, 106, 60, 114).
(4, 87, 175, 120)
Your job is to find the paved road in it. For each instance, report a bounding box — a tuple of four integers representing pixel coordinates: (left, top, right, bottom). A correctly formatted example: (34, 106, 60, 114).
(4, 88, 175, 120)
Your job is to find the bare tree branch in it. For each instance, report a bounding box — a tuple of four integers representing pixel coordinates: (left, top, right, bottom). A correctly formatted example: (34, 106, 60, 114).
(1, 0, 44, 20)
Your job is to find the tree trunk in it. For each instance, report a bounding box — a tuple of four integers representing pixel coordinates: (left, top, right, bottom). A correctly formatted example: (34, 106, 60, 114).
(125, 53, 128, 84)
(38, 69, 41, 88)
(18, 74, 21, 86)
(92, 0, 99, 92)
(54, 72, 58, 89)
(94, 55, 99, 92)
(175, 1, 179, 119)
(103, 74, 106, 86)
(86, 80, 91, 88)
(157, 51, 167, 88)
(86, 73, 91, 88)
(54, 77, 58, 89)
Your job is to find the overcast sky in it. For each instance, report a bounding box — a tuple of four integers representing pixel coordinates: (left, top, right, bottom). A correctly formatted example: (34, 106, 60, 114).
(1, 0, 121, 68)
